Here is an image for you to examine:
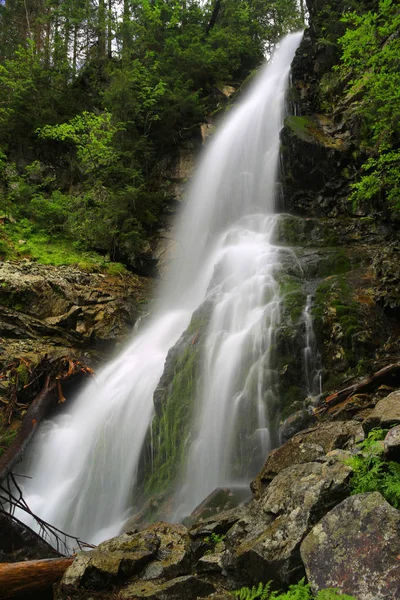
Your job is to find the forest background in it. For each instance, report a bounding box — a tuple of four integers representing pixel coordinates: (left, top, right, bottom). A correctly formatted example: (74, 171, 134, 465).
(0, 0, 398, 273)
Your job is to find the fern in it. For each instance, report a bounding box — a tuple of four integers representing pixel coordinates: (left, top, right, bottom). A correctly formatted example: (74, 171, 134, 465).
(232, 580, 357, 599)
(233, 581, 273, 600)
(347, 427, 400, 508)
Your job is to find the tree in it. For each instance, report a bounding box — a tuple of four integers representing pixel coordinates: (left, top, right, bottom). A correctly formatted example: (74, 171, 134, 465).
(337, 0, 400, 214)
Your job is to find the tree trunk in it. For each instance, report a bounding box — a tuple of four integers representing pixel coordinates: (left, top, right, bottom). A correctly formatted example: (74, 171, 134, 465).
(0, 558, 73, 599)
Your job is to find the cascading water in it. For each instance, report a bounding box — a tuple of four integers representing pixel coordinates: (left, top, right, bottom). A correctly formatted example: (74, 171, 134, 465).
(302, 294, 322, 397)
(16, 32, 303, 545)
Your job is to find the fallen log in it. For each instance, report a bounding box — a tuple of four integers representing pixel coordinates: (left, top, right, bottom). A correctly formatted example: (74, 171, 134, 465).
(0, 376, 56, 485)
(315, 362, 400, 416)
(0, 557, 73, 598)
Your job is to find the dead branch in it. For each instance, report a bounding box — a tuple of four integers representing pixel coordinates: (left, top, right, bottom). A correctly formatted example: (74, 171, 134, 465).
(314, 362, 400, 416)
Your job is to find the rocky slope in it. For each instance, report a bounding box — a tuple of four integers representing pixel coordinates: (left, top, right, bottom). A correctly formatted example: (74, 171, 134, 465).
(54, 390, 400, 599)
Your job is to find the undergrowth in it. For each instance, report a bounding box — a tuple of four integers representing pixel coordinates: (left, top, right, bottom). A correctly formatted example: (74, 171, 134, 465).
(1, 217, 127, 274)
(232, 580, 357, 599)
(346, 428, 400, 508)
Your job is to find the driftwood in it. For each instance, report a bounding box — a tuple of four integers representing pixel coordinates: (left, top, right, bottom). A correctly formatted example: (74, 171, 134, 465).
(0, 376, 56, 486)
(315, 362, 400, 416)
(0, 557, 73, 598)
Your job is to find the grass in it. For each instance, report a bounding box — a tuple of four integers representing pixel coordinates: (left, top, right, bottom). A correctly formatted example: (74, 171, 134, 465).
(0, 217, 128, 275)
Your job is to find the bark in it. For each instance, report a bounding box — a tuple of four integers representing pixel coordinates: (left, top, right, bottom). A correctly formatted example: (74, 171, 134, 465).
(206, 0, 222, 35)
(0, 557, 73, 599)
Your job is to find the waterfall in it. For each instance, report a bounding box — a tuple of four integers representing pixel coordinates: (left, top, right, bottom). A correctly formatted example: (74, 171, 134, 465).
(16, 32, 303, 545)
(302, 294, 322, 397)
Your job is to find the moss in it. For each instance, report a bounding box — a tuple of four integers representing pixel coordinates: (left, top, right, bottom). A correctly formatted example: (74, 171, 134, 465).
(144, 342, 200, 495)
(285, 115, 315, 140)
(0, 427, 18, 457)
(15, 363, 30, 385)
(316, 251, 352, 277)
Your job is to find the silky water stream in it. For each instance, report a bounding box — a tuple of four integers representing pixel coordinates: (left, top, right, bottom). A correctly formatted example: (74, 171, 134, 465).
(17, 32, 304, 546)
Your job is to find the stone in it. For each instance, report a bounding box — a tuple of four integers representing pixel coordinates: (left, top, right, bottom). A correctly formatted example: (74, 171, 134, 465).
(384, 425, 400, 462)
(141, 522, 191, 580)
(185, 487, 251, 526)
(60, 530, 160, 590)
(279, 409, 315, 444)
(251, 420, 362, 499)
(225, 460, 352, 588)
(363, 391, 400, 433)
(196, 553, 225, 575)
(189, 506, 246, 539)
(301, 492, 400, 600)
(119, 575, 215, 599)
(57, 522, 193, 599)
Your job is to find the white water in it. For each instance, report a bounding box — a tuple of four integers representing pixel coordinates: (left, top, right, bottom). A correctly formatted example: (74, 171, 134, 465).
(302, 294, 322, 397)
(17, 32, 302, 544)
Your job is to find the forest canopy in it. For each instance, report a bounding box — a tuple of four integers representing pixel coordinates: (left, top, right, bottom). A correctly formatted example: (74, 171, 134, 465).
(0, 0, 305, 268)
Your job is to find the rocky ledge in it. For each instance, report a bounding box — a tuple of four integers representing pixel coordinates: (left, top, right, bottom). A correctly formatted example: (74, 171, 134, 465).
(0, 260, 151, 467)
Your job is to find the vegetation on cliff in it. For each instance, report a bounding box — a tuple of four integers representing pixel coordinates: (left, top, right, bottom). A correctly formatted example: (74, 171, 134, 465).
(336, 0, 400, 217)
(0, 0, 303, 269)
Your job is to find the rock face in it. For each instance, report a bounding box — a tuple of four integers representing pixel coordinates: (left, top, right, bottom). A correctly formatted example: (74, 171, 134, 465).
(0, 260, 151, 472)
(0, 261, 149, 356)
(301, 492, 400, 600)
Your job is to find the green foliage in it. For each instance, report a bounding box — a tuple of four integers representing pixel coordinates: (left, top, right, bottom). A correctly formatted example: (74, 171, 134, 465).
(232, 580, 357, 599)
(347, 428, 400, 508)
(336, 0, 400, 214)
(0, 0, 304, 267)
(144, 341, 200, 495)
(205, 532, 225, 545)
(37, 112, 124, 178)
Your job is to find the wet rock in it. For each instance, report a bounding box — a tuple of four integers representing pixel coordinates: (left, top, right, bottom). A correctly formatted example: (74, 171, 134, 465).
(141, 523, 191, 580)
(189, 506, 246, 539)
(196, 553, 225, 575)
(184, 487, 251, 526)
(383, 425, 400, 462)
(363, 390, 400, 433)
(279, 409, 315, 444)
(301, 492, 400, 600)
(225, 459, 352, 587)
(251, 439, 325, 498)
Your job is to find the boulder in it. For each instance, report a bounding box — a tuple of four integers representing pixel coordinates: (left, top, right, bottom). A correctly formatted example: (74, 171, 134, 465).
(57, 523, 193, 599)
(224, 459, 352, 588)
(251, 420, 362, 498)
(184, 487, 251, 526)
(301, 492, 400, 600)
(363, 391, 400, 433)
(383, 425, 400, 462)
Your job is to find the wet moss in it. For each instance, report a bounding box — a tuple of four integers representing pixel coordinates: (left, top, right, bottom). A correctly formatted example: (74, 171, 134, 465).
(144, 342, 200, 495)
